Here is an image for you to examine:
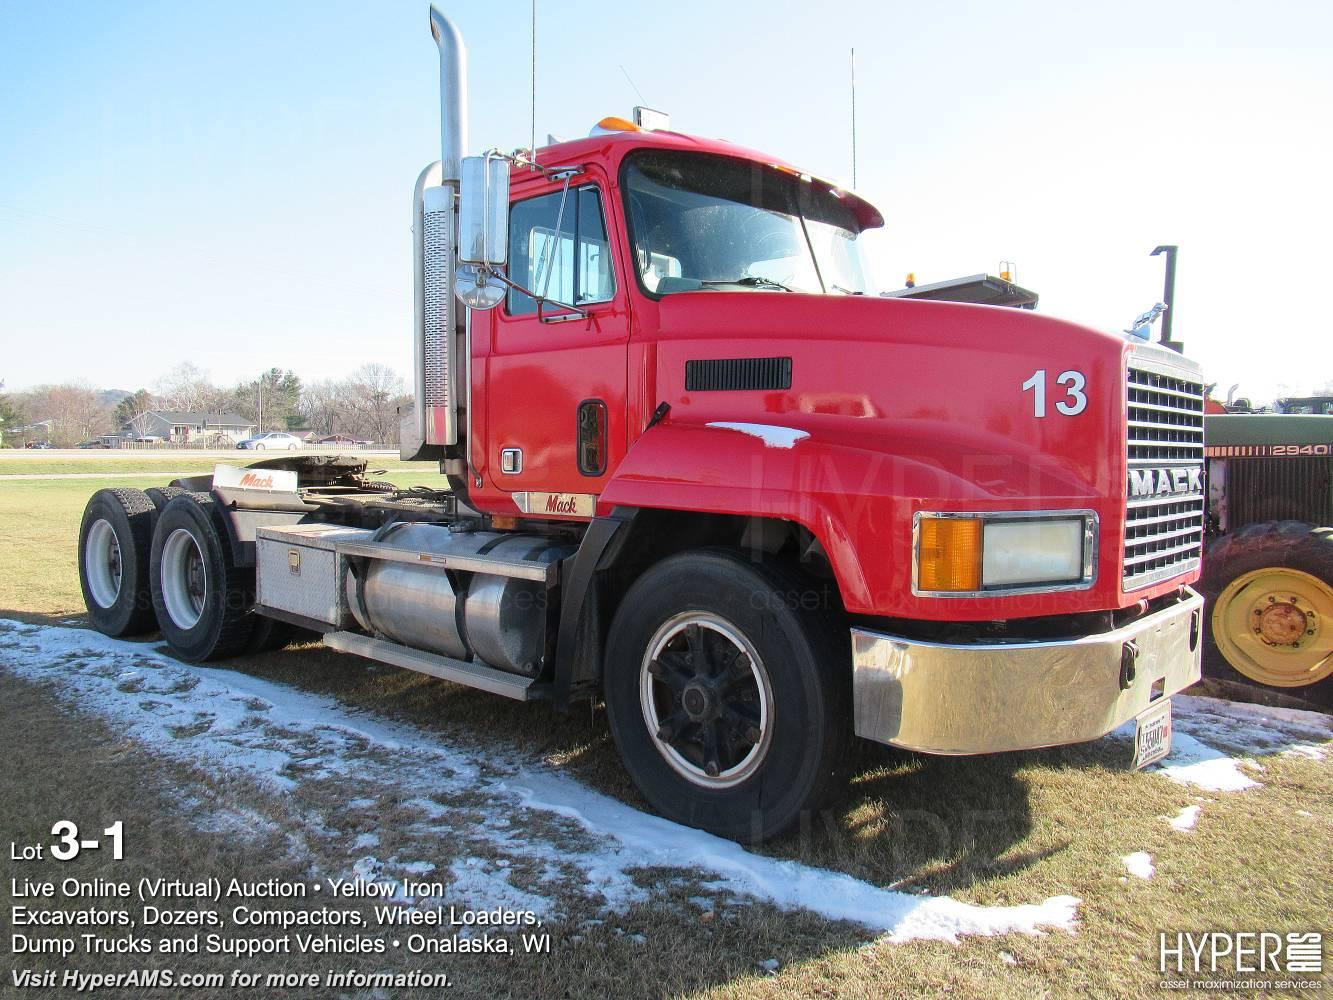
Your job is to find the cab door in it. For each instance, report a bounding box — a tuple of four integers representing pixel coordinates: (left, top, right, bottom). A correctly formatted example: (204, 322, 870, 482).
(485, 174, 630, 505)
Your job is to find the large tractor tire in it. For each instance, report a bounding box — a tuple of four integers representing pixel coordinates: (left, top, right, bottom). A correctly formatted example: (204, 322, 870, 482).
(604, 550, 849, 843)
(1200, 521, 1333, 707)
(149, 493, 258, 661)
(78, 488, 158, 637)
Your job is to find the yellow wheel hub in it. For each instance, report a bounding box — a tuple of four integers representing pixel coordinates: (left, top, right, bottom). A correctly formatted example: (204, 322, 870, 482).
(1212, 568, 1333, 688)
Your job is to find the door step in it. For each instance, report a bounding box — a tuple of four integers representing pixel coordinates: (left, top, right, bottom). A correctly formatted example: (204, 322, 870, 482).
(321, 631, 539, 701)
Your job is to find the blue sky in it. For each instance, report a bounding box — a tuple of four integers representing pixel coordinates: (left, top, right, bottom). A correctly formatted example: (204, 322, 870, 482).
(2, 0, 1330, 401)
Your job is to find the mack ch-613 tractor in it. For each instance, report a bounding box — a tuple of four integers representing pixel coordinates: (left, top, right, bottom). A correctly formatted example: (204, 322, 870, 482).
(76, 8, 1208, 842)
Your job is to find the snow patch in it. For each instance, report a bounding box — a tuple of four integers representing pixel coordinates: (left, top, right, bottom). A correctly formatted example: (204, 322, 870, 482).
(447, 858, 556, 921)
(0, 620, 1081, 942)
(1170, 695, 1331, 763)
(705, 422, 809, 449)
(1155, 732, 1262, 791)
(1165, 805, 1201, 832)
(1121, 852, 1154, 880)
(507, 769, 1080, 940)
(1283, 744, 1327, 762)
(1109, 694, 1330, 794)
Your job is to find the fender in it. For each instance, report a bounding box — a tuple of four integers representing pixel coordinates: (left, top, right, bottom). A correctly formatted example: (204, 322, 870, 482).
(598, 420, 1112, 620)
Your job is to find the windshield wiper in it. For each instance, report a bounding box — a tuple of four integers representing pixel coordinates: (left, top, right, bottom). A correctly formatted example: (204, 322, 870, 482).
(829, 283, 863, 295)
(700, 276, 794, 291)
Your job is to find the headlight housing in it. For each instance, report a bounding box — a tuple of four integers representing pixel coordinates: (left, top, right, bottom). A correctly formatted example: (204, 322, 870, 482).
(914, 510, 1097, 597)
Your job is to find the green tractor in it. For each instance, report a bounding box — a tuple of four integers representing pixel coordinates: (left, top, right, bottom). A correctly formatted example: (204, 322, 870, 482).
(1201, 413, 1333, 706)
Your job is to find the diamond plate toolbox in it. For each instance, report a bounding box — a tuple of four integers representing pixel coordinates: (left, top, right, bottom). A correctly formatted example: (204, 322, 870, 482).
(255, 523, 372, 626)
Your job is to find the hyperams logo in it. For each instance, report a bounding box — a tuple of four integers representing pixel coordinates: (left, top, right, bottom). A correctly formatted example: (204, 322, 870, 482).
(1157, 931, 1323, 992)
(1129, 466, 1204, 500)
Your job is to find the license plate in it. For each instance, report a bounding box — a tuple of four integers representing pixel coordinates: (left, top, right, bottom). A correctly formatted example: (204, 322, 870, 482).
(1133, 698, 1173, 770)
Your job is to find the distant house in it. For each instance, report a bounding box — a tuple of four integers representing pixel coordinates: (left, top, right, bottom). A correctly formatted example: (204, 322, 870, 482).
(122, 411, 256, 443)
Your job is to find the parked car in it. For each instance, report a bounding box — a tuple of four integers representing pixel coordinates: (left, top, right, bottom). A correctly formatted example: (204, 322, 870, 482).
(23, 441, 54, 449)
(236, 431, 303, 451)
(125, 434, 164, 444)
(76, 440, 110, 449)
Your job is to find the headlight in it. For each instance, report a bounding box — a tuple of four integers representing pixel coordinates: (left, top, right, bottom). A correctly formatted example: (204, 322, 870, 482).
(915, 511, 1096, 596)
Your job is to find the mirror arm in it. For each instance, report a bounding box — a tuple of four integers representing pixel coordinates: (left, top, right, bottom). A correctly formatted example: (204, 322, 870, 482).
(471, 266, 589, 322)
(539, 174, 574, 302)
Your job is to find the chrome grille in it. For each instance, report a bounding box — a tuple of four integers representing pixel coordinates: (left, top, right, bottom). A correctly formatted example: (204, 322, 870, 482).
(1124, 357, 1205, 590)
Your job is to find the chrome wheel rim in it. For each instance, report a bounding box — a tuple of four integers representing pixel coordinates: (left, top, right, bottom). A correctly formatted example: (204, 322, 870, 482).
(639, 612, 774, 788)
(160, 528, 207, 630)
(84, 519, 122, 608)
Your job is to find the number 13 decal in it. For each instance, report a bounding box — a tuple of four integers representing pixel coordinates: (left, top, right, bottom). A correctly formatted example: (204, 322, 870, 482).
(1022, 369, 1087, 417)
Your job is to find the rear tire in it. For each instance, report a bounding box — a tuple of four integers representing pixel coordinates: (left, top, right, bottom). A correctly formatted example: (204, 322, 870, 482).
(1200, 521, 1333, 706)
(78, 488, 157, 637)
(149, 493, 257, 661)
(604, 550, 849, 842)
(144, 486, 189, 530)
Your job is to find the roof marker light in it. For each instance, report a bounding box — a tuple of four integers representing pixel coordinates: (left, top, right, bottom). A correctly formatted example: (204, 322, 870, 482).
(590, 115, 642, 136)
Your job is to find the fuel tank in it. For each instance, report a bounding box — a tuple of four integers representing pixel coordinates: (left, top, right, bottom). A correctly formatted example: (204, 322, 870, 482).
(345, 522, 572, 676)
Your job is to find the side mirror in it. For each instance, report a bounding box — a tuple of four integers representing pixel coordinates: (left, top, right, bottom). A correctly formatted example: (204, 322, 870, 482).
(458, 154, 510, 267)
(456, 155, 510, 310)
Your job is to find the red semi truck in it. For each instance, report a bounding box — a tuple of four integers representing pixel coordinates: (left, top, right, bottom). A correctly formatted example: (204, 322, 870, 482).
(76, 8, 1206, 842)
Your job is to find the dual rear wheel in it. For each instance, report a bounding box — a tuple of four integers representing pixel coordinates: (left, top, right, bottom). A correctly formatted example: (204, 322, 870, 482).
(78, 488, 291, 659)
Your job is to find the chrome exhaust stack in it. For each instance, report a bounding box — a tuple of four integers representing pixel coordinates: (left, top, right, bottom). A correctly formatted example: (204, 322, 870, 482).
(429, 7, 468, 184)
(402, 7, 468, 460)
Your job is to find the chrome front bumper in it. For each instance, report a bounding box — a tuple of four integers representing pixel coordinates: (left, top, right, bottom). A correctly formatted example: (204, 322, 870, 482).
(851, 589, 1204, 754)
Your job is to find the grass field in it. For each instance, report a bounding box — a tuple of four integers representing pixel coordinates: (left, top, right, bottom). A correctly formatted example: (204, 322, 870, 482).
(1, 453, 1329, 998)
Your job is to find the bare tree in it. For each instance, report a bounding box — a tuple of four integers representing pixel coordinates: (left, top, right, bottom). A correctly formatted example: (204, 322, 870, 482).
(155, 362, 229, 414)
(20, 383, 111, 446)
(300, 379, 343, 437)
(340, 363, 403, 446)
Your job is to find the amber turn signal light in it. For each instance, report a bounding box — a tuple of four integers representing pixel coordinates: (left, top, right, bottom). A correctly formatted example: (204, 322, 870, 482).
(917, 517, 982, 592)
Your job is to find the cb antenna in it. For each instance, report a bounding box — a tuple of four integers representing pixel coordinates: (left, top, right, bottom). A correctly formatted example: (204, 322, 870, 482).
(850, 47, 858, 188)
(530, 0, 537, 156)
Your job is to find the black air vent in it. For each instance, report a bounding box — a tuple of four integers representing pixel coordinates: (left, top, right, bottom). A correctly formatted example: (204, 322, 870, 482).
(685, 357, 792, 392)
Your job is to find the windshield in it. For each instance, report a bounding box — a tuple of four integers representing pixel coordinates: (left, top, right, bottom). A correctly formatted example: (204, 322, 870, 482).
(623, 150, 875, 296)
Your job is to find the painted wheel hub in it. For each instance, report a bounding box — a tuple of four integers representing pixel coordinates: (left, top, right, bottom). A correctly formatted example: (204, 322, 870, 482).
(1212, 567, 1333, 688)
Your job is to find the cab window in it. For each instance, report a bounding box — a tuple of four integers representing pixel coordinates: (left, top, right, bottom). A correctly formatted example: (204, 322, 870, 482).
(507, 186, 615, 315)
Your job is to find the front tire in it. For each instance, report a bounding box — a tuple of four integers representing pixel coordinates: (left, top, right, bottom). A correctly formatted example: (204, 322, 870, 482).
(604, 550, 848, 842)
(78, 488, 157, 637)
(149, 493, 257, 661)
(1200, 521, 1333, 705)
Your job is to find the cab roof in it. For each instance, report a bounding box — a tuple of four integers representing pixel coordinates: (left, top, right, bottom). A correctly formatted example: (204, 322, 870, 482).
(526, 128, 885, 230)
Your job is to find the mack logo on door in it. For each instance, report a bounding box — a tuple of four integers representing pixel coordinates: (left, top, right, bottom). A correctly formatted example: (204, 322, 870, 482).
(512, 492, 597, 518)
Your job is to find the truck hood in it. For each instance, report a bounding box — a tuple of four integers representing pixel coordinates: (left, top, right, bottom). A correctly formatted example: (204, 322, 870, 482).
(641, 291, 1131, 504)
